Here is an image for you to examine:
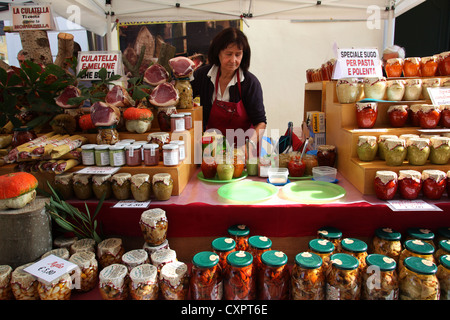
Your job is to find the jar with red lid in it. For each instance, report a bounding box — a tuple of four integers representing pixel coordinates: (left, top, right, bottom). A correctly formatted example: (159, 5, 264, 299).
(388, 105, 409, 127)
(190, 251, 222, 300)
(12, 126, 37, 148)
(420, 56, 438, 77)
(437, 51, 450, 76)
(384, 58, 404, 78)
(317, 145, 336, 167)
(403, 57, 421, 77)
(258, 250, 290, 300)
(404, 79, 422, 101)
(440, 105, 450, 128)
(398, 170, 422, 200)
(356, 102, 378, 128)
(422, 169, 447, 200)
(374, 171, 398, 200)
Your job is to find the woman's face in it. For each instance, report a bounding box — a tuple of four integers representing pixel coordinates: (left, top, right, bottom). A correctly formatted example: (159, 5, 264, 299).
(218, 43, 243, 74)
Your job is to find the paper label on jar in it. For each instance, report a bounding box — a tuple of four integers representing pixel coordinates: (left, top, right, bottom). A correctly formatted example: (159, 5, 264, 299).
(214, 281, 223, 300)
(164, 150, 179, 166)
(174, 119, 185, 132)
(82, 151, 95, 165)
(111, 151, 126, 166)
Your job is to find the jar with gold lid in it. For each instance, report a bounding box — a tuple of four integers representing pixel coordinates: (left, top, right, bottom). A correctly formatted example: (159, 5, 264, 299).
(0, 265, 13, 300)
(111, 173, 131, 200)
(129, 264, 159, 300)
(69, 251, 98, 292)
(152, 173, 173, 201)
(54, 172, 74, 200)
(99, 264, 129, 300)
(362, 254, 398, 300)
(140, 208, 168, 246)
(97, 238, 125, 269)
(160, 261, 189, 300)
(92, 174, 112, 200)
(131, 173, 151, 202)
(37, 273, 72, 300)
(399, 256, 439, 300)
(291, 252, 325, 300)
(11, 263, 39, 300)
(72, 174, 92, 200)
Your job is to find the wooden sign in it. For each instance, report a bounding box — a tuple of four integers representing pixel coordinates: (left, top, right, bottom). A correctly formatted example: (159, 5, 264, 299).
(11, 5, 53, 31)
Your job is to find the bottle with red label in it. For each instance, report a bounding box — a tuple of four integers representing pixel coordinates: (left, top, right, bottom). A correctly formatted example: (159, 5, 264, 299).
(374, 171, 398, 200)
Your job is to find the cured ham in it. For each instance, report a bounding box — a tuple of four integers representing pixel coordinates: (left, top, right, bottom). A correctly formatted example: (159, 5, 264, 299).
(169, 56, 195, 78)
(149, 82, 179, 107)
(55, 85, 82, 109)
(105, 85, 135, 108)
(143, 63, 169, 86)
(90, 101, 121, 127)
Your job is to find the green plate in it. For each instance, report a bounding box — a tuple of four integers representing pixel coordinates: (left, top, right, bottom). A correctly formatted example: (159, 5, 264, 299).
(281, 180, 346, 204)
(197, 171, 248, 183)
(218, 181, 278, 203)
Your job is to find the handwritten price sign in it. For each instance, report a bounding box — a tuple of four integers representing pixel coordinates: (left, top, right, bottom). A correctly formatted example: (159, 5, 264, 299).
(113, 200, 151, 208)
(24, 254, 78, 285)
(387, 200, 443, 212)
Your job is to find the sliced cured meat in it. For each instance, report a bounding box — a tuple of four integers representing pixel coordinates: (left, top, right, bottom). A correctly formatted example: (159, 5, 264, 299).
(90, 101, 121, 127)
(143, 63, 169, 86)
(105, 85, 135, 108)
(149, 82, 179, 107)
(55, 85, 82, 109)
(169, 56, 195, 78)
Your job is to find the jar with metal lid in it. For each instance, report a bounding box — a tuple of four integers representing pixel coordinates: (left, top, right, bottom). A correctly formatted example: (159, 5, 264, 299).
(41, 248, 70, 260)
(377, 135, 398, 160)
(212, 237, 236, 272)
(291, 252, 325, 300)
(317, 226, 342, 250)
(152, 173, 173, 201)
(69, 251, 98, 292)
(96, 125, 119, 145)
(99, 264, 129, 300)
(156, 106, 177, 131)
(163, 144, 179, 166)
(122, 249, 149, 272)
(160, 261, 189, 301)
(37, 273, 72, 300)
(398, 239, 435, 272)
(341, 238, 368, 272)
(143, 240, 170, 257)
(111, 173, 131, 200)
(170, 113, 185, 132)
(258, 250, 290, 300)
(248, 235, 272, 273)
(356, 136, 378, 161)
(0, 265, 13, 300)
(94, 144, 110, 166)
(11, 263, 39, 300)
(228, 224, 250, 251)
(308, 238, 335, 276)
(130, 173, 151, 201)
(190, 251, 222, 300)
(81, 144, 96, 165)
(170, 140, 185, 162)
(399, 256, 439, 300)
(72, 174, 93, 200)
(151, 248, 177, 272)
(224, 251, 256, 300)
(435, 240, 450, 264)
(175, 78, 194, 109)
(437, 255, 450, 300)
(92, 174, 112, 200)
(139, 208, 168, 246)
(70, 238, 96, 255)
(326, 253, 361, 300)
(371, 227, 402, 263)
(180, 112, 192, 129)
(406, 227, 435, 249)
(97, 238, 125, 269)
(125, 144, 142, 166)
(362, 254, 398, 300)
(117, 139, 135, 145)
(109, 144, 126, 167)
(54, 172, 74, 200)
(143, 143, 159, 166)
(129, 264, 159, 300)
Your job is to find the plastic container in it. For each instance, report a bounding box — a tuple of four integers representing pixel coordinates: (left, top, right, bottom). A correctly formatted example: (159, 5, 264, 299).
(312, 166, 337, 183)
(291, 252, 325, 300)
(267, 167, 289, 184)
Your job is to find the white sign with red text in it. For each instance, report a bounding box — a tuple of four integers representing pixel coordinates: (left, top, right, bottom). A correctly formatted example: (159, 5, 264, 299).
(333, 48, 383, 79)
(11, 5, 53, 31)
(77, 51, 123, 80)
(24, 254, 78, 284)
(428, 87, 450, 106)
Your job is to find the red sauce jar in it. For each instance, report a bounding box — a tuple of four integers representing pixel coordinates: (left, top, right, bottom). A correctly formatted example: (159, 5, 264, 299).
(288, 156, 306, 177)
(388, 105, 409, 127)
(422, 170, 447, 200)
(356, 102, 378, 128)
(437, 51, 450, 76)
(403, 57, 421, 77)
(317, 145, 337, 167)
(398, 170, 422, 200)
(420, 56, 438, 77)
(418, 105, 441, 129)
(385, 58, 404, 78)
(440, 105, 450, 128)
(156, 106, 177, 131)
(201, 156, 217, 179)
(409, 104, 422, 127)
(374, 171, 398, 200)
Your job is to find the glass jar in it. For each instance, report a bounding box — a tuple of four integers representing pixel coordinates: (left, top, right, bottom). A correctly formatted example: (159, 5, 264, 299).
(180, 112, 192, 130)
(288, 155, 306, 177)
(303, 153, 318, 176)
(258, 250, 289, 300)
(437, 227, 450, 244)
(384, 138, 406, 166)
(143, 143, 159, 166)
(73, 174, 92, 200)
(54, 172, 74, 200)
(37, 273, 72, 300)
(147, 132, 170, 161)
(418, 105, 441, 129)
(407, 138, 430, 166)
(224, 251, 256, 300)
(429, 137, 450, 164)
(437, 255, 450, 300)
(129, 264, 159, 300)
(41, 248, 70, 260)
(362, 254, 398, 300)
(151, 248, 177, 272)
(399, 240, 435, 272)
(371, 227, 402, 263)
(99, 264, 129, 300)
(109, 145, 126, 167)
(420, 56, 438, 76)
(69, 251, 98, 292)
(435, 240, 450, 264)
(163, 144, 179, 166)
(139, 208, 168, 246)
(190, 251, 222, 300)
(170, 140, 185, 162)
(81, 144, 96, 166)
(152, 173, 173, 201)
(308, 238, 335, 275)
(356, 102, 378, 128)
(326, 253, 361, 300)
(92, 174, 112, 200)
(170, 114, 185, 132)
(384, 58, 403, 77)
(398, 170, 422, 200)
(127, 173, 150, 201)
(438, 51, 450, 76)
(317, 226, 342, 250)
(11, 263, 39, 300)
(403, 57, 421, 77)
(125, 144, 142, 166)
(387, 105, 409, 127)
(422, 78, 441, 100)
(356, 136, 378, 162)
(341, 238, 368, 273)
(212, 237, 236, 273)
(157, 106, 177, 131)
(291, 252, 325, 300)
(121, 249, 149, 272)
(363, 77, 387, 100)
(248, 235, 272, 273)
(70, 238, 96, 256)
(11, 126, 37, 149)
(96, 125, 119, 145)
(409, 104, 422, 126)
(144, 241, 169, 260)
(377, 135, 398, 160)
(97, 238, 125, 269)
(94, 144, 110, 166)
(406, 227, 436, 249)
(374, 170, 398, 200)
(228, 224, 250, 251)
(386, 80, 405, 101)
(336, 78, 363, 103)
(111, 173, 131, 200)
(258, 156, 272, 177)
(404, 79, 422, 101)
(399, 256, 439, 300)
(159, 261, 189, 300)
(441, 105, 450, 128)
(174, 78, 194, 109)
(0, 265, 13, 300)
(422, 169, 447, 200)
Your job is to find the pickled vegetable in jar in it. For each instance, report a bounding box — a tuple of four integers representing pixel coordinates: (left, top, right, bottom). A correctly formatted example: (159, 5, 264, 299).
(190, 251, 223, 300)
(418, 104, 441, 129)
(54, 172, 74, 200)
(386, 80, 405, 101)
(362, 254, 398, 300)
(308, 238, 335, 275)
(121, 249, 149, 272)
(97, 238, 125, 269)
(143, 239, 170, 257)
(92, 174, 112, 200)
(355, 102, 378, 128)
(248, 235, 272, 272)
(258, 250, 290, 300)
(11, 263, 39, 300)
(228, 224, 250, 251)
(212, 237, 236, 273)
(336, 78, 362, 104)
(129, 264, 159, 300)
(111, 173, 131, 200)
(436, 240, 450, 265)
(73, 174, 93, 200)
(404, 79, 422, 101)
(406, 227, 436, 249)
(224, 251, 256, 300)
(160, 261, 189, 300)
(139, 208, 168, 246)
(152, 173, 173, 201)
(99, 264, 129, 300)
(371, 227, 403, 263)
(41, 248, 70, 260)
(174, 78, 193, 109)
(356, 136, 378, 162)
(437, 255, 450, 300)
(0, 265, 13, 300)
(318, 226, 342, 250)
(384, 138, 407, 166)
(377, 135, 398, 160)
(37, 273, 72, 300)
(388, 105, 409, 127)
(131, 173, 151, 202)
(422, 169, 447, 200)
(429, 136, 450, 164)
(151, 248, 177, 272)
(398, 239, 435, 272)
(97, 125, 119, 145)
(407, 138, 430, 166)
(70, 238, 96, 256)
(437, 227, 450, 243)
(420, 56, 438, 76)
(69, 251, 98, 292)
(399, 256, 439, 300)
(326, 253, 361, 300)
(341, 238, 368, 272)
(291, 252, 325, 300)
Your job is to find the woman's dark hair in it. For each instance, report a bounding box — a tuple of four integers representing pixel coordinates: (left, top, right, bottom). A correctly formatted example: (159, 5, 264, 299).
(208, 27, 251, 72)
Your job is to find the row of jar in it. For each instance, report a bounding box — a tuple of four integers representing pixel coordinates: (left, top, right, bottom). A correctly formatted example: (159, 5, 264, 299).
(384, 54, 450, 78)
(336, 76, 449, 104)
(54, 172, 174, 202)
(357, 135, 450, 166)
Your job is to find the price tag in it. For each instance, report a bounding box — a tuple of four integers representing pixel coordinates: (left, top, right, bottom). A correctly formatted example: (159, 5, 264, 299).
(428, 87, 450, 106)
(24, 254, 78, 285)
(332, 48, 383, 79)
(76, 166, 120, 175)
(387, 200, 443, 212)
(113, 200, 151, 208)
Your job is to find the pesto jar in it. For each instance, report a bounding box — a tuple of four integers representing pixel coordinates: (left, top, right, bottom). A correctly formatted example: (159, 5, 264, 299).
(73, 174, 92, 200)
(152, 173, 173, 201)
(341, 238, 368, 272)
(437, 255, 450, 300)
(356, 136, 378, 161)
(131, 173, 151, 202)
(377, 135, 398, 160)
(429, 136, 450, 164)
(291, 252, 325, 300)
(398, 240, 435, 272)
(399, 256, 439, 300)
(92, 174, 112, 200)
(371, 227, 402, 263)
(407, 138, 430, 165)
(362, 254, 398, 300)
(81, 144, 96, 166)
(111, 173, 131, 200)
(109, 144, 126, 167)
(54, 172, 74, 200)
(94, 144, 110, 166)
(384, 138, 407, 166)
(326, 253, 361, 300)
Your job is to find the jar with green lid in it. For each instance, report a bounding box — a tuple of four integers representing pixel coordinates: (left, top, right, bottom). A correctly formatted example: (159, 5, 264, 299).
(398, 239, 435, 272)
(406, 227, 435, 248)
(326, 253, 361, 300)
(152, 173, 173, 201)
(317, 226, 342, 250)
(407, 138, 430, 165)
(378, 135, 398, 160)
(248, 235, 272, 272)
(258, 250, 289, 300)
(81, 144, 96, 165)
(129, 264, 158, 300)
(437, 255, 450, 300)
(341, 238, 368, 272)
(190, 251, 222, 300)
(174, 78, 193, 109)
(0, 265, 13, 300)
(224, 251, 256, 300)
(109, 145, 126, 167)
(111, 173, 131, 200)
(96, 125, 119, 145)
(437, 227, 450, 243)
(291, 252, 325, 300)
(429, 136, 450, 164)
(371, 227, 402, 263)
(94, 144, 110, 166)
(212, 237, 236, 272)
(130, 173, 151, 202)
(362, 254, 398, 300)
(54, 172, 74, 200)
(92, 174, 112, 200)
(308, 238, 335, 276)
(228, 224, 250, 251)
(435, 240, 450, 265)
(399, 256, 439, 300)
(384, 138, 407, 166)
(73, 174, 92, 200)
(356, 136, 378, 161)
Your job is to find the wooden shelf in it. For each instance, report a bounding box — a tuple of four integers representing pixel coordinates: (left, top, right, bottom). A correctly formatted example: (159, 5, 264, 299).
(303, 81, 329, 120)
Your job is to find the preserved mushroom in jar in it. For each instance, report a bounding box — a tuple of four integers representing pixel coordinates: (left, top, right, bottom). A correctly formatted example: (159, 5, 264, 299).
(11, 263, 39, 300)
(190, 251, 223, 300)
(152, 173, 173, 201)
(437, 255, 450, 300)
(399, 256, 439, 300)
(174, 78, 194, 109)
(362, 254, 398, 300)
(399, 240, 435, 272)
(97, 238, 125, 269)
(122, 249, 149, 272)
(224, 251, 256, 300)
(0, 265, 13, 300)
(54, 172, 74, 200)
(69, 251, 98, 292)
(111, 173, 131, 200)
(436, 240, 450, 264)
(139, 208, 168, 246)
(317, 226, 342, 250)
(131, 173, 151, 202)
(406, 227, 436, 249)
(92, 174, 112, 200)
(129, 264, 159, 300)
(291, 252, 325, 300)
(258, 250, 290, 300)
(326, 253, 361, 300)
(96, 125, 119, 145)
(143, 240, 170, 258)
(99, 264, 129, 300)
(371, 227, 402, 263)
(37, 273, 72, 300)
(308, 238, 335, 277)
(160, 261, 189, 300)
(341, 238, 368, 273)
(228, 224, 250, 251)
